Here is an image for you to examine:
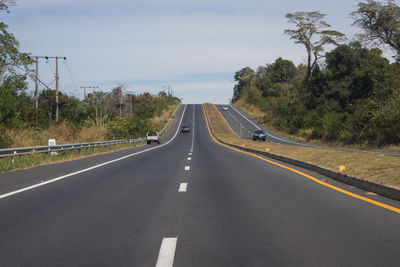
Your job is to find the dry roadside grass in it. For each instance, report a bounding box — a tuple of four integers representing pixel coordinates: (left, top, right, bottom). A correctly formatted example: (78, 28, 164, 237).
(7, 101, 180, 148)
(234, 99, 400, 154)
(1, 103, 181, 173)
(204, 103, 400, 189)
(150, 101, 180, 131)
(7, 122, 109, 147)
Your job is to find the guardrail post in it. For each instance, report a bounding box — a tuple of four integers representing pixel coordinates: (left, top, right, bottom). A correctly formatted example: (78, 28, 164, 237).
(48, 139, 58, 156)
(11, 151, 17, 164)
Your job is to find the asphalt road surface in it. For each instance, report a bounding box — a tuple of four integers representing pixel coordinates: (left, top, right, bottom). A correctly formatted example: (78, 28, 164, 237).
(216, 104, 400, 157)
(0, 104, 399, 267)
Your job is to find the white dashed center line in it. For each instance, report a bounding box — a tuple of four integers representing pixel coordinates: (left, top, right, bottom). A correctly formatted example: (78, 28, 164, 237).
(185, 166, 190, 171)
(179, 183, 188, 192)
(155, 237, 178, 267)
(187, 157, 191, 160)
(189, 153, 192, 156)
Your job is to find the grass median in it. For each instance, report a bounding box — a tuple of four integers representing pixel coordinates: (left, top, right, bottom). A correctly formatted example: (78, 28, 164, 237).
(204, 103, 400, 189)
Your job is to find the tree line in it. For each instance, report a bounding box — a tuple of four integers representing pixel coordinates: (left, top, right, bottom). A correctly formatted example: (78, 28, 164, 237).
(233, 0, 400, 147)
(0, 1, 180, 147)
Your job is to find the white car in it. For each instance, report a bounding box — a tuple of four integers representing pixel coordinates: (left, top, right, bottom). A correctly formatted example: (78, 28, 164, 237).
(222, 106, 228, 111)
(146, 132, 160, 144)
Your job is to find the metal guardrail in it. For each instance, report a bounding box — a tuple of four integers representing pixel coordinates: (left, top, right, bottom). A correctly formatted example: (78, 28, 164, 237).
(0, 103, 181, 159)
(0, 140, 129, 158)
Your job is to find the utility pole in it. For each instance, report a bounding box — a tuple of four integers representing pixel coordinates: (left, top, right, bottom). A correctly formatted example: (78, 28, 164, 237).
(55, 57, 59, 122)
(31, 56, 66, 122)
(81, 86, 99, 125)
(34, 57, 39, 113)
(119, 88, 123, 117)
(80, 86, 87, 99)
(90, 86, 99, 126)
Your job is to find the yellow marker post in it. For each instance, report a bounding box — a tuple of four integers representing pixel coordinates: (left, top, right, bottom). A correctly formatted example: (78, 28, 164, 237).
(265, 148, 270, 152)
(241, 144, 245, 147)
(339, 165, 346, 172)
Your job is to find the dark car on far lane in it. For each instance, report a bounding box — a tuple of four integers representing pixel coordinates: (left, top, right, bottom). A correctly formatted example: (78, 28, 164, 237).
(181, 125, 190, 133)
(252, 130, 266, 141)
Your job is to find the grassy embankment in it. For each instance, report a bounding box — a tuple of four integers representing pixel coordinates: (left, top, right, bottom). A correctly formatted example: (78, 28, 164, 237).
(234, 99, 400, 154)
(204, 103, 400, 189)
(0, 102, 180, 173)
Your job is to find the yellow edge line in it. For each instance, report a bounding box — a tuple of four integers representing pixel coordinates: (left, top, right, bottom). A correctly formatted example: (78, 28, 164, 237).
(212, 104, 240, 138)
(202, 104, 400, 215)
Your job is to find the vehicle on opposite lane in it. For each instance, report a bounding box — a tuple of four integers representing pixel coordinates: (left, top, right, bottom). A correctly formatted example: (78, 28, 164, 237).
(181, 125, 190, 133)
(222, 106, 228, 111)
(252, 129, 266, 141)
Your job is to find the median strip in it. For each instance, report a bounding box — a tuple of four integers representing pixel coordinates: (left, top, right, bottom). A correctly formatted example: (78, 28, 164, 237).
(203, 103, 400, 214)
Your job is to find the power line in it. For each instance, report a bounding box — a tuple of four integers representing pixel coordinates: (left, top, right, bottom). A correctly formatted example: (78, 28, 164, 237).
(63, 60, 78, 95)
(15, 64, 55, 92)
(29, 56, 66, 122)
(47, 59, 56, 77)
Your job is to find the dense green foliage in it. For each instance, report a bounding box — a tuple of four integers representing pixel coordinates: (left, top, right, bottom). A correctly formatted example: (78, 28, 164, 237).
(233, 43, 400, 146)
(234, 2, 400, 147)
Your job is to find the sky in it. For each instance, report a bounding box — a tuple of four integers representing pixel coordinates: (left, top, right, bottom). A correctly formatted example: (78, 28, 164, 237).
(1, 0, 379, 103)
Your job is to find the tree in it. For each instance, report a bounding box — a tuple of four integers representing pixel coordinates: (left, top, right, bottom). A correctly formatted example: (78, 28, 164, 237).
(0, 22, 32, 81)
(0, 0, 16, 12)
(232, 67, 255, 102)
(284, 11, 346, 87)
(269, 57, 297, 83)
(0, 74, 30, 126)
(351, 0, 400, 62)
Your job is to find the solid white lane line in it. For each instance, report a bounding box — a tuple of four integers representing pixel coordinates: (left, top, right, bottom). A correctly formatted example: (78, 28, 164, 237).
(178, 183, 187, 192)
(187, 157, 191, 160)
(185, 166, 190, 171)
(155, 237, 178, 267)
(0, 105, 188, 201)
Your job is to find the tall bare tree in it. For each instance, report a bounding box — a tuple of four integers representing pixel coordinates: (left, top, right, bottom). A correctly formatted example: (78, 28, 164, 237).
(284, 11, 346, 87)
(0, 0, 16, 12)
(351, 0, 400, 62)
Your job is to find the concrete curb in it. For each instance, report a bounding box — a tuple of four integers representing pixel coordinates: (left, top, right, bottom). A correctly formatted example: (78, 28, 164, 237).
(204, 105, 400, 201)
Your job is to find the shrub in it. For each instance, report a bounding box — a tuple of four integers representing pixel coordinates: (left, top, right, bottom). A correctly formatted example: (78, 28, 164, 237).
(0, 133, 13, 148)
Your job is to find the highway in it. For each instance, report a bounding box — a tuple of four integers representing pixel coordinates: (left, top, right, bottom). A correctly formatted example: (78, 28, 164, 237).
(0, 104, 400, 266)
(216, 104, 400, 157)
